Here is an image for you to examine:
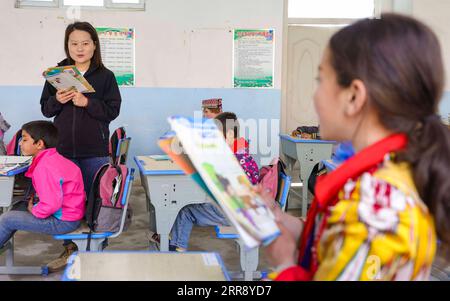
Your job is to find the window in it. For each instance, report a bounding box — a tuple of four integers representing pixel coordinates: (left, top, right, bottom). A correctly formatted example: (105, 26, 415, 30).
(16, 0, 59, 8)
(288, 0, 380, 24)
(64, 0, 103, 6)
(16, 0, 145, 10)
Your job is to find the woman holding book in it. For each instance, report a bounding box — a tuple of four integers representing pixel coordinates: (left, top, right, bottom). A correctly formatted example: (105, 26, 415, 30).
(263, 14, 450, 281)
(40, 21, 122, 272)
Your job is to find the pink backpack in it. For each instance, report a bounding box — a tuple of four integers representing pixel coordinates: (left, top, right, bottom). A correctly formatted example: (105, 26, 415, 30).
(6, 129, 22, 155)
(85, 164, 130, 233)
(258, 158, 280, 199)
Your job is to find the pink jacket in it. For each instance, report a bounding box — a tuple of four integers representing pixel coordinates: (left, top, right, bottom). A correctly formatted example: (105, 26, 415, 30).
(25, 148, 85, 221)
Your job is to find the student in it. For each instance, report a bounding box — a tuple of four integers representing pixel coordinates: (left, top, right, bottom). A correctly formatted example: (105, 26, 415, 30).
(263, 13, 450, 281)
(0, 121, 85, 249)
(149, 112, 260, 251)
(40, 21, 122, 271)
(202, 98, 223, 119)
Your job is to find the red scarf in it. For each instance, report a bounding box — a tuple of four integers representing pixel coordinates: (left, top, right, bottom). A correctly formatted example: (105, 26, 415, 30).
(297, 133, 408, 277)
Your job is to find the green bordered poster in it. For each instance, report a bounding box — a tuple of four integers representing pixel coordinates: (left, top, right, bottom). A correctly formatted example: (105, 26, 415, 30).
(233, 29, 274, 88)
(96, 27, 135, 86)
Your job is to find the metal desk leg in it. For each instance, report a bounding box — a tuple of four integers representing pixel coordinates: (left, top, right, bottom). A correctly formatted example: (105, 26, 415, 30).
(0, 239, 43, 275)
(160, 234, 170, 252)
(300, 163, 314, 218)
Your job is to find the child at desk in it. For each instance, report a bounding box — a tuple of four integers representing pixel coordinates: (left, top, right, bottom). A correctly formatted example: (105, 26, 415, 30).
(262, 14, 450, 281)
(149, 112, 260, 251)
(202, 98, 223, 119)
(0, 121, 85, 249)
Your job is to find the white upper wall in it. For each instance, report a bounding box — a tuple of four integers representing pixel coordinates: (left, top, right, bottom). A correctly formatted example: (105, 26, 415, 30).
(0, 0, 284, 88)
(412, 0, 450, 90)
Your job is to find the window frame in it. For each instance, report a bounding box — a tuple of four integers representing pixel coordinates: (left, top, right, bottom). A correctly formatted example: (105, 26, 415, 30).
(16, 0, 60, 8)
(16, 0, 145, 11)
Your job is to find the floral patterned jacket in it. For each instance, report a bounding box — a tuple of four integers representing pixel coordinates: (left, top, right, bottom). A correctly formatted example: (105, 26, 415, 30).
(233, 137, 260, 185)
(276, 134, 436, 281)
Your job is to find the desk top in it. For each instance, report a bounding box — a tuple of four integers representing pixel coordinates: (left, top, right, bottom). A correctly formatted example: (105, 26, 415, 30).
(134, 155, 185, 175)
(279, 134, 336, 144)
(62, 251, 230, 281)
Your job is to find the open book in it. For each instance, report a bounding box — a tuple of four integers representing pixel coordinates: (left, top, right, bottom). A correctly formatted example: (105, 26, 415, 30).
(0, 156, 32, 176)
(43, 65, 95, 93)
(158, 116, 280, 249)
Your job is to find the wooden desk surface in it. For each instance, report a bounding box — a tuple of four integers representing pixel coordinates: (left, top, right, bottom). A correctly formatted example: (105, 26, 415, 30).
(64, 252, 229, 281)
(279, 134, 336, 144)
(134, 155, 185, 175)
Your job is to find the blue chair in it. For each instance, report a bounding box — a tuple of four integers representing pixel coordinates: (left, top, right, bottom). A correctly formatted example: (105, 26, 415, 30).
(215, 173, 292, 281)
(53, 168, 135, 252)
(112, 137, 131, 165)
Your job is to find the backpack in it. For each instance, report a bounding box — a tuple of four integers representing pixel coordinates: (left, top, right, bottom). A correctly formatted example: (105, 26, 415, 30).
(109, 127, 126, 165)
(6, 129, 22, 156)
(85, 163, 132, 250)
(291, 126, 320, 139)
(307, 162, 327, 196)
(259, 158, 288, 204)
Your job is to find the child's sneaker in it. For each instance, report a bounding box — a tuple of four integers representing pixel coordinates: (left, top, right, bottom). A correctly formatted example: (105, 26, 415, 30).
(147, 231, 161, 250)
(169, 245, 186, 252)
(47, 242, 78, 273)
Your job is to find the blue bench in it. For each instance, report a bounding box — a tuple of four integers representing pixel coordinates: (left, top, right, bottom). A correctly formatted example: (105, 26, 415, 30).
(53, 168, 135, 252)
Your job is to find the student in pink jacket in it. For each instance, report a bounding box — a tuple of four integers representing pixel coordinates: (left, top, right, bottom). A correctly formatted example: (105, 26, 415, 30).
(0, 121, 85, 248)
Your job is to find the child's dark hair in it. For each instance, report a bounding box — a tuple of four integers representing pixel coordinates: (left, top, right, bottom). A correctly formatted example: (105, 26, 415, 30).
(64, 21, 104, 68)
(329, 13, 450, 252)
(21, 121, 58, 149)
(214, 112, 239, 139)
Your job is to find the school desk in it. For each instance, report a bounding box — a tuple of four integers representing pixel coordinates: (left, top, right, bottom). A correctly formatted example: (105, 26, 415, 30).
(279, 134, 335, 217)
(0, 163, 45, 275)
(62, 251, 230, 281)
(134, 156, 209, 251)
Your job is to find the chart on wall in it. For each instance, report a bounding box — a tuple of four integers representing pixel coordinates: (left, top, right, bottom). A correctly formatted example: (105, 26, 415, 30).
(96, 27, 135, 86)
(233, 29, 274, 88)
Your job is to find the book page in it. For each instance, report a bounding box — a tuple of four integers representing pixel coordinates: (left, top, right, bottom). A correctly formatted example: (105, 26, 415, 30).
(166, 116, 280, 249)
(43, 66, 95, 93)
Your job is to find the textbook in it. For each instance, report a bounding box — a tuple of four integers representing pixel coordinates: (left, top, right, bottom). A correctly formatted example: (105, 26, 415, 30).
(43, 65, 95, 93)
(158, 116, 280, 249)
(0, 156, 32, 176)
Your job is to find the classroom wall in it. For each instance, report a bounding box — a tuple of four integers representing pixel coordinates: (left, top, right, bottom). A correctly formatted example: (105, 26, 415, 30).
(412, 0, 450, 120)
(0, 0, 284, 165)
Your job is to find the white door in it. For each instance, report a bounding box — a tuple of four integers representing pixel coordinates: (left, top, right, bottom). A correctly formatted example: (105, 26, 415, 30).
(284, 25, 341, 134)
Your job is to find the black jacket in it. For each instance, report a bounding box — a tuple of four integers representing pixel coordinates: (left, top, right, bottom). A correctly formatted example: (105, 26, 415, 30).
(40, 59, 122, 158)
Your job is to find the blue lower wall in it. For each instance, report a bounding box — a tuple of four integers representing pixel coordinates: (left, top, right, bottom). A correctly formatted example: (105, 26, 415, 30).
(0, 86, 281, 167)
(440, 92, 450, 122)
(2, 86, 448, 168)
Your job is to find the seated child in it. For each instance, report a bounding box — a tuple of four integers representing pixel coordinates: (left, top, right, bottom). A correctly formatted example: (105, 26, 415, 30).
(149, 112, 259, 251)
(202, 98, 223, 119)
(0, 121, 85, 249)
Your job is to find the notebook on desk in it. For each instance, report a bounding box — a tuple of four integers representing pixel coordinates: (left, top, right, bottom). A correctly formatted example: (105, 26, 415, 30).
(0, 156, 32, 176)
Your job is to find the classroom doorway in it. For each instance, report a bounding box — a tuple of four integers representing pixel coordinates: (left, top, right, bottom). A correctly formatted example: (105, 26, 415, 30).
(284, 25, 340, 134)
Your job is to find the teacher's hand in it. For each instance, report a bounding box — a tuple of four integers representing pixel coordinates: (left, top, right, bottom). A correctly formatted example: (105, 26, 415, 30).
(56, 89, 76, 104)
(72, 92, 89, 108)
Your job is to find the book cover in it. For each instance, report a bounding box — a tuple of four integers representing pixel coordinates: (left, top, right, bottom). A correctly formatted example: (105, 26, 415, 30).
(43, 65, 95, 93)
(159, 116, 280, 249)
